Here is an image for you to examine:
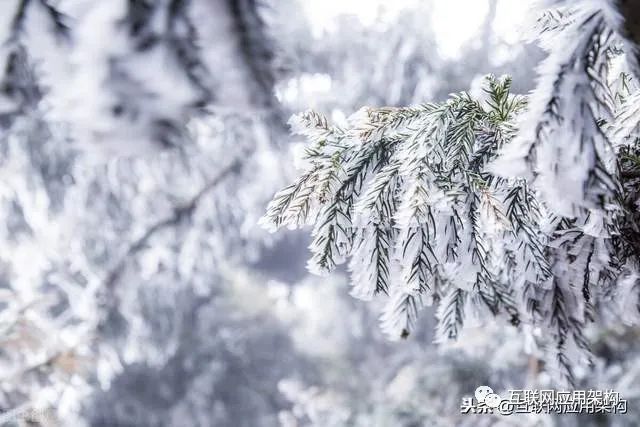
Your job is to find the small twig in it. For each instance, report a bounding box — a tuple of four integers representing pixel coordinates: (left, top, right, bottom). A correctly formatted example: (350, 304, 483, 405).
(102, 158, 243, 298)
(526, 355, 540, 387)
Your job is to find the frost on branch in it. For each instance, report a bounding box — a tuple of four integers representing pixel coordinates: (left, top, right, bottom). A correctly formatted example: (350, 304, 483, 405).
(490, 0, 632, 218)
(491, 0, 640, 221)
(262, 73, 640, 385)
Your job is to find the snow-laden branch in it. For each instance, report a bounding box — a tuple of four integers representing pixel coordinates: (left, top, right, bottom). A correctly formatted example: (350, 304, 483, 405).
(262, 72, 640, 385)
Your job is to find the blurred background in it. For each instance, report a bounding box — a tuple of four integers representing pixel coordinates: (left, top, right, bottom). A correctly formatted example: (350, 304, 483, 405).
(0, 0, 638, 426)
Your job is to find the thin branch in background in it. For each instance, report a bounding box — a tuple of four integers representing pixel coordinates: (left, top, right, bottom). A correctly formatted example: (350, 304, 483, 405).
(101, 158, 243, 302)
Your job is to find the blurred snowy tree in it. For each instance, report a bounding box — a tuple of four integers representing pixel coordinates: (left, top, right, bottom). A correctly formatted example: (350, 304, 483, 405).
(0, 0, 290, 424)
(0, 0, 280, 154)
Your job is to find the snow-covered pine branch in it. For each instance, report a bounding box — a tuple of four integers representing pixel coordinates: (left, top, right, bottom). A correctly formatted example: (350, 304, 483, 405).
(490, 0, 628, 218)
(262, 67, 640, 384)
(492, 0, 640, 221)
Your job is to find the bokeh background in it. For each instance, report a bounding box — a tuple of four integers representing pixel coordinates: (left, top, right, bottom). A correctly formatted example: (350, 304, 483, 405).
(0, 0, 638, 426)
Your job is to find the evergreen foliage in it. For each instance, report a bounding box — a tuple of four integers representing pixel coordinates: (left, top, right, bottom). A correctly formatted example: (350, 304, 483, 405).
(263, 0, 640, 383)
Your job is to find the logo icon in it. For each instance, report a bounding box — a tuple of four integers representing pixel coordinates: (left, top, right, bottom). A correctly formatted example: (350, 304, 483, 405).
(474, 386, 502, 408)
(484, 393, 501, 408)
(474, 386, 493, 403)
